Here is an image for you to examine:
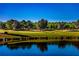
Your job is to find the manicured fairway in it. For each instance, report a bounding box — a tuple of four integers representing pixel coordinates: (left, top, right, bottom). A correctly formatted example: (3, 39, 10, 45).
(0, 29, 79, 39)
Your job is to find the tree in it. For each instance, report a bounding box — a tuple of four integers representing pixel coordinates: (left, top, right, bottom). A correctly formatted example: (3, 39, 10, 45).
(71, 23, 76, 29)
(48, 22, 55, 30)
(52, 23, 58, 29)
(6, 19, 20, 30)
(20, 20, 27, 30)
(64, 23, 76, 29)
(0, 18, 78, 31)
(12, 20, 20, 30)
(75, 19, 79, 28)
(32, 23, 37, 29)
(27, 20, 33, 30)
(38, 19, 48, 30)
(6, 19, 14, 30)
(58, 22, 66, 29)
(0, 22, 6, 29)
(77, 19, 79, 23)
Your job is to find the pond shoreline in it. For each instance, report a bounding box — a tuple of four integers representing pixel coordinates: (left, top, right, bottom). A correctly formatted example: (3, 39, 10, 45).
(6, 39, 79, 44)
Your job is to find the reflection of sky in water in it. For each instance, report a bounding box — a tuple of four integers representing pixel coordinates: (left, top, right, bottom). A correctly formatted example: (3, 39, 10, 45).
(0, 44, 79, 56)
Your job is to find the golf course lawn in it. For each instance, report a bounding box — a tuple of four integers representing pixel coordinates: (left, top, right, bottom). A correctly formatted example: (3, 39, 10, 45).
(0, 29, 79, 39)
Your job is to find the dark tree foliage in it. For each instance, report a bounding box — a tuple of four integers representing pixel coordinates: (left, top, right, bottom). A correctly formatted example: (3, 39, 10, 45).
(26, 20, 33, 30)
(38, 19, 48, 30)
(6, 19, 20, 30)
(12, 20, 21, 30)
(0, 22, 6, 29)
(20, 20, 27, 30)
(0, 19, 79, 31)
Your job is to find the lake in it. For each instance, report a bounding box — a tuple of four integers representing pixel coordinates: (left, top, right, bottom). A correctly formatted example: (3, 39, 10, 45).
(0, 39, 79, 56)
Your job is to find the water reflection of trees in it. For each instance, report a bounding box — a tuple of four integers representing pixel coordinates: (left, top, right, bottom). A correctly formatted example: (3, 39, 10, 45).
(6, 42, 48, 52)
(6, 42, 32, 50)
(1, 40, 79, 52)
(53, 41, 70, 48)
(52, 41, 79, 49)
(71, 41, 79, 49)
(36, 43, 48, 52)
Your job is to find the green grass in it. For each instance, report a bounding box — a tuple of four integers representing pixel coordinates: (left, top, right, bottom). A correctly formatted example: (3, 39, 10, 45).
(7, 39, 79, 44)
(0, 29, 79, 39)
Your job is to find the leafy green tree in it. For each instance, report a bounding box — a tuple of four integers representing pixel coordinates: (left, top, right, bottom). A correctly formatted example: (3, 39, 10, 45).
(52, 23, 58, 29)
(71, 23, 76, 29)
(6, 19, 14, 29)
(64, 23, 76, 29)
(58, 22, 66, 29)
(38, 19, 48, 30)
(27, 20, 33, 30)
(6, 19, 20, 30)
(0, 22, 6, 29)
(32, 23, 37, 29)
(48, 22, 54, 30)
(75, 19, 79, 28)
(0, 19, 78, 30)
(77, 19, 79, 23)
(20, 20, 27, 30)
(12, 20, 20, 30)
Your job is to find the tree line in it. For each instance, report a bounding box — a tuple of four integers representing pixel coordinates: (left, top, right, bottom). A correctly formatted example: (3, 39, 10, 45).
(0, 18, 79, 31)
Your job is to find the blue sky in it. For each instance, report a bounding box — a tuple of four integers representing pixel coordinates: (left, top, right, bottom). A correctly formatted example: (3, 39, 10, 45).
(0, 3, 79, 22)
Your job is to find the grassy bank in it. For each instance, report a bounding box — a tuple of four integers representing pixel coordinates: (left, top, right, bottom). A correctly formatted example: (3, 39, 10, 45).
(7, 39, 79, 44)
(0, 29, 79, 39)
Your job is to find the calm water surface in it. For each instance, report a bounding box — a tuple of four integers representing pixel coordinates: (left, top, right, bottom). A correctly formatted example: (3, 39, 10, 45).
(0, 40, 79, 56)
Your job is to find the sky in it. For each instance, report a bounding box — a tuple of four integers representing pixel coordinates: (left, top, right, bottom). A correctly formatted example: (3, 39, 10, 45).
(0, 3, 79, 22)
